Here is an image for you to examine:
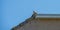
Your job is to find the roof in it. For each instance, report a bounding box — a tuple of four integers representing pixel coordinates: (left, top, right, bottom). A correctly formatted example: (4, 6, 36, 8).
(36, 14, 60, 18)
(11, 11, 60, 30)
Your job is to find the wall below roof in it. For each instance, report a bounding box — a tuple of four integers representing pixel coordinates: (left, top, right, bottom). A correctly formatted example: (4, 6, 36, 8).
(35, 18, 60, 20)
(16, 20, 60, 30)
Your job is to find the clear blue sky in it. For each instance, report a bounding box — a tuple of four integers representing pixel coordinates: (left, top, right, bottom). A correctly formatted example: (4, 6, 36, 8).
(1, 0, 60, 30)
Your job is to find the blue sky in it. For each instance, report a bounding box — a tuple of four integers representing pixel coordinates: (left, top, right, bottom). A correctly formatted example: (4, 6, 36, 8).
(1, 0, 60, 30)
